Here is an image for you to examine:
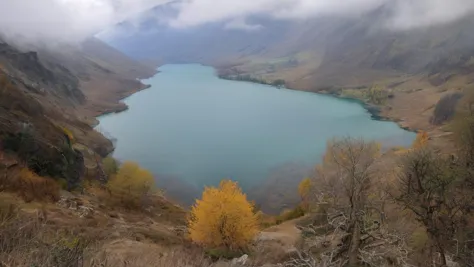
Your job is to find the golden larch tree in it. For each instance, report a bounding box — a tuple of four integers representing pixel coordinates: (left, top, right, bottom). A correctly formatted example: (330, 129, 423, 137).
(412, 131, 429, 149)
(107, 161, 154, 207)
(188, 180, 258, 250)
(298, 177, 312, 208)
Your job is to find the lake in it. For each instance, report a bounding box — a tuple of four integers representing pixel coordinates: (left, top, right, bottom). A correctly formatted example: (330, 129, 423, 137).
(97, 64, 415, 210)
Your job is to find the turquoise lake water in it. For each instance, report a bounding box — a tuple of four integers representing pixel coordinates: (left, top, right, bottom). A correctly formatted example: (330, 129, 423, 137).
(97, 64, 415, 205)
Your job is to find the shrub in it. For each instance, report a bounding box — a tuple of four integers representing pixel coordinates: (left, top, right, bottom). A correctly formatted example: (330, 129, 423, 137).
(2, 131, 84, 190)
(188, 180, 258, 251)
(0, 168, 60, 202)
(431, 93, 463, 125)
(298, 178, 311, 210)
(0, 208, 87, 267)
(275, 205, 306, 224)
(106, 161, 154, 208)
(367, 85, 388, 105)
(412, 131, 429, 149)
(102, 156, 118, 177)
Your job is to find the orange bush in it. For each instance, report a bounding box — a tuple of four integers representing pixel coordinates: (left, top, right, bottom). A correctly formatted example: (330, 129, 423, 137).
(0, 168, 60, 202)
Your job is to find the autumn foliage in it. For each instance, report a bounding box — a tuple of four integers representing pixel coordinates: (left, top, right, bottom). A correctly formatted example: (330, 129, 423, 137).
(188, 180, 258, 250)
(298, 178, 311, 201)
(298, 177, 312, 210)
(0, 168, 60, 202)
(412, 131, 429, 149)
(107, 161, 154, 208)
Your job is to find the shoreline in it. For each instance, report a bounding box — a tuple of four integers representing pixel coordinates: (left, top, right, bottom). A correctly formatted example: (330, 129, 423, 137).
(95, 83, 152, 119)
(316, 91, 418, 133)
(213, 64, 418, 133)
(216, 73, 418, 133)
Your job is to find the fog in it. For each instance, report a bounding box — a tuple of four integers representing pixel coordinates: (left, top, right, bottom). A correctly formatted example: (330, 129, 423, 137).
(1, 0, 473, 44)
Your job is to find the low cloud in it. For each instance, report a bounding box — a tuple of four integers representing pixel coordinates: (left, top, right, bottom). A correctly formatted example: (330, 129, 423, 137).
(385, 0, 474, 30)
(0, 0, 169, 45)
(169, 0, 474, 29)
(0, 0, 473, 45)
(169, 0, 386, 27)
(224, 18, 263, 31)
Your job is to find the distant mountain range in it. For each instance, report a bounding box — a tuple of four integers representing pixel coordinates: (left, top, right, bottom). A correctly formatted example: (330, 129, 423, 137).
(103, 2, 474, 91)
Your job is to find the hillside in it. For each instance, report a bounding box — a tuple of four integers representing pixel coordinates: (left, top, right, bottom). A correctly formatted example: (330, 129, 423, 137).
(106, 9, 474, 90)
(0, 34, 203, 267)
(0, 35, 157, 183)
(2, 1, 474, 265)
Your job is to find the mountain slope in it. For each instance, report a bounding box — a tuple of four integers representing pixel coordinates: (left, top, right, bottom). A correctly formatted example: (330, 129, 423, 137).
(104, 5, 474, 91)
(0, 37, 156, 187)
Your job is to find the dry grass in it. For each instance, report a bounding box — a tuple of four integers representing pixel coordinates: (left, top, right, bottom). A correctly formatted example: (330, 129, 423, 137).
(0, 202, 89, 267)
(87, 183, 186, 225)
(0, 168, 60, 202)
(0, 200, 232, 267)
(88, 240, 220, 267)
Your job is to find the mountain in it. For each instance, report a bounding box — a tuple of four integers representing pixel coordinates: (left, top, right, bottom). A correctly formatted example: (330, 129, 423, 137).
(0, 36, 155, 188)
(104, 4, 474, 92)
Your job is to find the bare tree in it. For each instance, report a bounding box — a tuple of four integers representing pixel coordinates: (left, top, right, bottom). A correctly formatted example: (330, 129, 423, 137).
(394, 148, 466, 266)
(311, 138, 381, 266)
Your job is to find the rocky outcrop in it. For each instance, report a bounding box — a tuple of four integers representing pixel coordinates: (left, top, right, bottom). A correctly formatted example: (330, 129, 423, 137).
(0, 42, 84, 104)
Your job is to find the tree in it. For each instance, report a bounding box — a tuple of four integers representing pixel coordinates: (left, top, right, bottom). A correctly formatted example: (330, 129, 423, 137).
(107, 161, 154, 208)
(394, 148, 467, 266)
(431, 93, 463, 125)
(271, 79, 286, 88)
(102, 156, 118, 177)
(188, 180, 258, 250)
(298, 178, 312, 209)
(413, 131, 429, 150)
(298, 178, 311, 201)
(311, 138, 381, 266)
(367, 85, 387, 105)
(312, 138, 380, 266)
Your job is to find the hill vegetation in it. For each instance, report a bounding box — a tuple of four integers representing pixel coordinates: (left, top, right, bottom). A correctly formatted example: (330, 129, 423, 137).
(2, 5, 474, 266)
(2, 83, 474, 266)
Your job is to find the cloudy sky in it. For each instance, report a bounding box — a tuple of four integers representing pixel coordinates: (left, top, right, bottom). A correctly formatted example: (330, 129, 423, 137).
(0, 0, 474, 44)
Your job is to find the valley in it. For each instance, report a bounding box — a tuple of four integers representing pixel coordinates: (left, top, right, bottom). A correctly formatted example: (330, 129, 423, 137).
(1, 0, 474, 266)
(97, 64, 415, 212)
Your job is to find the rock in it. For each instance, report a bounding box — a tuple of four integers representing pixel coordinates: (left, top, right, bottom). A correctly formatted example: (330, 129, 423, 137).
(110, 231, 121, 238)
(57, 196, 94, 218)
(231, 254, 248, 266)
(284, 248, 299, 259)
(171, 225, 187, 236)
(300, 227, 316, 236)
(446, 256, 460, 267)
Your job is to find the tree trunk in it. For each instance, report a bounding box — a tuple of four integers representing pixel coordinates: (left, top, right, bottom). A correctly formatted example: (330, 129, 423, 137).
(348, 219, 361, 266)
(436, 238, 448, 267)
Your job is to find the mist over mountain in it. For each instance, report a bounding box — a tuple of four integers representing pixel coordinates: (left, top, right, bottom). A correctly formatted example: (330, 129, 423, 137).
(102, 1, 474, 90)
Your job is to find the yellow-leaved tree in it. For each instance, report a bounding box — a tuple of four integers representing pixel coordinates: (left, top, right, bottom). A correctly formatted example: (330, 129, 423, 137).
(188, 180, 258, 250)
(107, 161, 154, 208)
(298, 178, 311, 200)
(412, 131, 429, 149)
(298, 177, 312, 210)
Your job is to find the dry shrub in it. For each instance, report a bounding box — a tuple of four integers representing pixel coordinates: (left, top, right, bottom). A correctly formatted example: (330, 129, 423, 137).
(252, 242, 294, 266)
(275, 205, 306, 224)
(0, 204, 89, 267)
(0, 168, 60, 202)
(89, 241, 216, 267)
